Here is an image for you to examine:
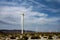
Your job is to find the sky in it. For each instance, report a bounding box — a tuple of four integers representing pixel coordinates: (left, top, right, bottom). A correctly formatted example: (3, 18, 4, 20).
(0, 0, 60, 32)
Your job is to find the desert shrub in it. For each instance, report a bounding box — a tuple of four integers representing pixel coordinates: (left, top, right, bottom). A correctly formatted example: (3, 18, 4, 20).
(48, 36, 53, 39)
(10, 36, 16, 39)
(31, 36, 40, 39)
(22, 36, 28, 40)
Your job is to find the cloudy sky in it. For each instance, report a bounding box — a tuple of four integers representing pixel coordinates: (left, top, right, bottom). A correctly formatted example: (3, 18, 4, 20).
(0, 0, 60, 32)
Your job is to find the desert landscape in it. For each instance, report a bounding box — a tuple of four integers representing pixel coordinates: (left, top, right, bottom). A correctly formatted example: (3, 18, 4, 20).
(0, 30, 60, 40)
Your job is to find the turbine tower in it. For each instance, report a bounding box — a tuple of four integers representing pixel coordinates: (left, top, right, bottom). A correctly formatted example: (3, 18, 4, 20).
(21, 13, 24, 34)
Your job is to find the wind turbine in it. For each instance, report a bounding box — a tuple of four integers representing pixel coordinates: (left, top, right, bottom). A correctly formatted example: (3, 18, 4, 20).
(20, 13, 24, 34)
(20, 10, 27, 34)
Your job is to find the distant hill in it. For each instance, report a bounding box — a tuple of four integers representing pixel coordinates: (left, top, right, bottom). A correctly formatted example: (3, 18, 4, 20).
(0, 30, 60, 34)
(0, 30, 35, 34)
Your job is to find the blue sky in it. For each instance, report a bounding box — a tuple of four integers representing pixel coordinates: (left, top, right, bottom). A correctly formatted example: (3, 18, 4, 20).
(0, 0, 60, 32)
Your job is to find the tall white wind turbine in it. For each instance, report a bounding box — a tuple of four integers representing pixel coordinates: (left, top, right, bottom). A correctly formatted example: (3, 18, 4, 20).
(21, 13, 24, 34)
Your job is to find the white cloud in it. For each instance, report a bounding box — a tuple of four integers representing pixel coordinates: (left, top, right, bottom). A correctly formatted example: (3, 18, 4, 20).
(29, 0, 60, 13)
(29, 0, 46, 8)
(0, 0, 60, 31)
(0, 0, 60, 13)
(0, 1, 18, 6)
(0, 6, 60, 32)
(0, 6, 60, 25)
